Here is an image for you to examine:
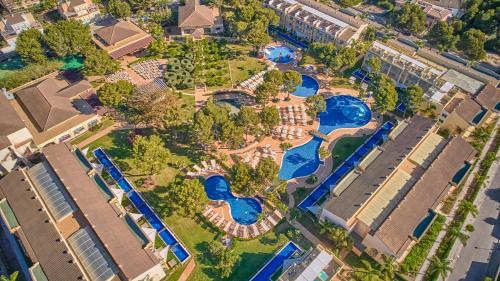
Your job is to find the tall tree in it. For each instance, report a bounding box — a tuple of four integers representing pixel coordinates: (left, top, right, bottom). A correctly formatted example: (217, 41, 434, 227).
(365, 56, 381, 74)
(353, 260, 382, 281)
(394, 3, 426, 35)
(132, 135, 170, 175)
(128, 0, 153, 11)
(98, 80, 135, 108)
(402, 85, 424, 114)
(263, 69, 283, 88)
(428, 256, 453, 281)
(426, 21, 459, 51)
(235, 106, 260, 140)
(108, 0, 132, 18)
(305, 95, 326, 119)
(458, 28, 487, 61)
(83, 48, 120, 76)
(448, 226, 469, 246)
(0, 272, 18, 281)
(259, 106, 280, 134)
(379, 255, 397, 281)
(193, 111, 215, 148)
(15, 29, 46, 64)
(44, 20, 93, 57)
(207, 241, 241, 278)
(125, 89, 176, 129)
(255, 157, 279, 185)
(254, 82, 278, 105)
(327, 226, 353, 252)
(372, 74, 397, 113)
(230, 162, 253, 195)
(168, 178, 207, 217)
(457, 200, 479, 218)
(283, 70, 302, 98)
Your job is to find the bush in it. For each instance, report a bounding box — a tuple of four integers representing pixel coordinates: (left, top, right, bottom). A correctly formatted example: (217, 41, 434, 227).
(169, 58, 180, 65)
(0, 60, 62, 90)
(465, 224, 474, 232)
(306, 175, 318, 184)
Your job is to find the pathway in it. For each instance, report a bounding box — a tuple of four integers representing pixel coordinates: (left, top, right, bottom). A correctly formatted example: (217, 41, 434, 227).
(415, 119, 499, 280)
(178, 259, 196, 281)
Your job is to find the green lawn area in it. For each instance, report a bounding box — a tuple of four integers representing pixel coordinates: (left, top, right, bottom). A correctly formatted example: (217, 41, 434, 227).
(70, 118, 115, 145)
(330, 134, 371, 171)
(227, 43, 267, 85)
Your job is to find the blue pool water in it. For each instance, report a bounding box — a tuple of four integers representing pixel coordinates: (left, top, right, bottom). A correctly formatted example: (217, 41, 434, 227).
(291, 74, 319, 98)
(250, 241, 301, 281)
(264, 45, 295, 63)
(204, 175, 262, 225)
(279, 95, 371, 180)
(413, 211, 436, 238)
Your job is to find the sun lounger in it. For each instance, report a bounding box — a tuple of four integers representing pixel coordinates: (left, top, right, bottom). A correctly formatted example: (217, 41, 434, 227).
(210, 159, 218, 170)
(273, 209, 283, 220)
(186, 171, 197, 177)
(231, 225, 239, 236)
(201, 161, 209, 170)
(203, 206, 213, 216)
(224, 222, 232, 232)
(193, 165, 202, 173)
(260, 221, 270, 232)
(267, 215, 277, 226)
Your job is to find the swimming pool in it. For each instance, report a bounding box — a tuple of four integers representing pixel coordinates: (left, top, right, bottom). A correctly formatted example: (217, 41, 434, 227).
(279, 95, 371, 180)
(250, 241, 301, 281)
(291, 74, 319, 98)
(264, 45, 295, 64)
(204, 175, 262, 225)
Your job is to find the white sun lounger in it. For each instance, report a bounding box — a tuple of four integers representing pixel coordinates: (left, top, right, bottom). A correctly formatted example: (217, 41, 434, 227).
(259, 221, 270, 232)
(193, 165, 202, 173)
(267, 215, 277, 226)
(203, 206, 213, 216)
(201, 160, 209, 170)
(210, 159, 218, 170)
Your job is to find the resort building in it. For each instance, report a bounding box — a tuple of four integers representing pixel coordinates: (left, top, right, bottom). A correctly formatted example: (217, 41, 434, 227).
(0, 12, 42, 53)
(319, 116, 476, 261)
(0, 93, 34, 174)
(263, 0, 368, 46)
(93, 19, 154, 59)
(439, 93, 490, 136)
(475, 83, 500, 113)
(177, 0, 223, 38)
(0, 0, 39, 13)
(0, 143, 166, 281)
(58, 0, 100, 24)
(10, 77, 101, 147)
(395, 0, 452, 26)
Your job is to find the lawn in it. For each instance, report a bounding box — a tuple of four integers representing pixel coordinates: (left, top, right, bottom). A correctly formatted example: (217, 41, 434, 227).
(330, 134, 371, 171)
(227, 43, 267, 85)
(70, 118, 115, 145)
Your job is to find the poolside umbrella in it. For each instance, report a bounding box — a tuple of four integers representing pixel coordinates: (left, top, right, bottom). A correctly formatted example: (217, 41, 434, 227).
(141, 226, 157, 243)
(129, 212, 143, 222)
(111, 187, 124, 204)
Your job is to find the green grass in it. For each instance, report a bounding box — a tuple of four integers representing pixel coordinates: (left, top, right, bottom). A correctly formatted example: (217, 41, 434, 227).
(227, 43, 266, 85)
(292, 187, 313, 206)
(70, 118, 115, 145)
(330, 134, 371, 171)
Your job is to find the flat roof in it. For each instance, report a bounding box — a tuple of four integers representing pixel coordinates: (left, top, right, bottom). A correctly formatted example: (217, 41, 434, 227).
(375, 137, 476, 257)
(0, 170, 85, 281)
(441, 69, 484, 94)
(43, 143, 160, 280)
(476, 83, 500, 110)
(323, 116, 435, 221)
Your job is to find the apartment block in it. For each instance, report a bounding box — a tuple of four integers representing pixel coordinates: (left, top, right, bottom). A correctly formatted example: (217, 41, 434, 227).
(0, 12, 42, 53)
(58, 0, 101, 24)
(0, 0, 39, 13)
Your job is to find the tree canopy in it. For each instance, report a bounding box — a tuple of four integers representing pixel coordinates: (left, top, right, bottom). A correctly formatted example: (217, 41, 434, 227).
(458, 28, 487, 61)
(108, 0, 132, 18)
(254, 82, 278, 105)
(425, 21, 459, 51)
(305, 95, 326, 119)
(207, 241, 241, 278)
(168, 178, 207, 217)
(125, 89, 177, 129)
(255, 157, 279, 185)
(401, 85, 424, 114)
(372, 74, 397, 113)
(44, 20, 93, 57)
(259, 106, 280, 134)
(132, 135, 170, 174)
(283, 70, 302, 96)
(263, 69, 284, 88)
(235, 106, 261, 140)
(15, 29, 46, 64)
(230, 162, 254, 195)
(394, 3, 426, 35)
(98, 81, 135, 108)
(83, 48, 120, 76)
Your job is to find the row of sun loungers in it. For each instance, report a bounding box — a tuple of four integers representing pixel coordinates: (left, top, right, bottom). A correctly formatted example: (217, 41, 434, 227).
(202, 205, 283, 239)
(131, 59, 164, 80)
(274, 125, 303, 140)
(106, 71, 133, 84)
(186, 159, 222, 177)
(277, 105, 308, 126)
(239, 71, 267, 91)
(242, 145, 277, 168)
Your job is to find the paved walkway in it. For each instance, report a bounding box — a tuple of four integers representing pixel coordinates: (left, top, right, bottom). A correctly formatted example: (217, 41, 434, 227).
(416, 119, 499, 280)
(178, 259, 196, 281)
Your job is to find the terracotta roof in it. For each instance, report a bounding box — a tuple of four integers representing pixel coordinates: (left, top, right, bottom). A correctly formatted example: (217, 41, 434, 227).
(475, 83, 500, 111)
(375, 137, 476, 257)
(0, 93, 25, 138)
(324, 116, 435, 221)
(43, 143, 161, 280)
(423, 3, 452, 20)
(454, 95, 483, 123)
(178, 0, 215, 28)
(108, 35, 154, 59)
(0, 170, 85, 281)
(95, 19, 141, 45)
(4, 13, 25, 25)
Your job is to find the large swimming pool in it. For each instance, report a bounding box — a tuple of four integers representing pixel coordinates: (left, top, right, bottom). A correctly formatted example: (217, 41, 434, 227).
(204, 175, 262, 225)
(264, 45, 295, 64)
(292, 74, 319, 98)
(279, 95, 371, 180)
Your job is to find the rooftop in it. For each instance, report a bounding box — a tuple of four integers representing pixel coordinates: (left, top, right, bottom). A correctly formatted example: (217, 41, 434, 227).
(440, 69, 484, 94)
(178, 0, 216, 28)
(475, 83, 500, 111)
(446, 95, 484, 124)
(0, 93, 25, 144)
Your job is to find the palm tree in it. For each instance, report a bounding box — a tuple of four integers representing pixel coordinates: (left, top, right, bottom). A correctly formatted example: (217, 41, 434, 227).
(352, 260, 382, 281)
(448, 226, 469, 246)
(428, 256, 452, 281)
(458, 200, 479, 218)
(379, 255, 397, 281)
(318, 220, 334, 235)
(0, 272, 18, 281)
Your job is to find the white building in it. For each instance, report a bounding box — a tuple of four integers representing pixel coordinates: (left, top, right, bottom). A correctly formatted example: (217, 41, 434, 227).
(0, 12, 42, 53)
(58, 0, 100, 24)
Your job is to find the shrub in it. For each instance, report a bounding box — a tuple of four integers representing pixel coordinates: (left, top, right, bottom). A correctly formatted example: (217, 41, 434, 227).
(0, 60, 62, 90)
(465, 224, 474, 232)
(306, 175, 318, 184)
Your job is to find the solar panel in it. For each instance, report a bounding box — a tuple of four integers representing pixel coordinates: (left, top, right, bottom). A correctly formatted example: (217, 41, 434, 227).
(28, 162, 77, 222)
(67, 228, 118, 281)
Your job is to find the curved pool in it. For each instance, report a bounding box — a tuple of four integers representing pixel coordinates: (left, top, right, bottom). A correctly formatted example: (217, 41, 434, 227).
(204, 175, 262, 225)
(279, 95, 371, 180)
(264, 45, 295, 64)
(292, 74, 319, 98)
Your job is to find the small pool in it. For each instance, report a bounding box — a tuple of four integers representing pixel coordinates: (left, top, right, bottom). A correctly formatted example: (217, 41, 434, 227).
(292, 74, 319, 98)
(279, 95, 371, 180)
(264, 45, 295, 64)
(0, 55, 84, 80)
(413, 211, 436, 239)
(204, 175, 262, 225)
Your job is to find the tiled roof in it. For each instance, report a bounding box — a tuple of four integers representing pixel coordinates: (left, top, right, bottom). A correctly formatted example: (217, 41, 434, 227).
(178, 0, 215, 28)
(475, 83, 500, 111)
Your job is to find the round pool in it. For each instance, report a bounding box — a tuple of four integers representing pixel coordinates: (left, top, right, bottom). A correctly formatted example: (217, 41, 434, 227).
(264, 45, 295, 64)
(204, 175, 262, 225)
(292, 74, 319, 98)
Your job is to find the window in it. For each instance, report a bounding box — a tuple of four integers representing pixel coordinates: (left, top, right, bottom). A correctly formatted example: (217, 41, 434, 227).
(58, 134, 71, 142)
(87, 120, 98, 128)
(73, 126, 85, 135)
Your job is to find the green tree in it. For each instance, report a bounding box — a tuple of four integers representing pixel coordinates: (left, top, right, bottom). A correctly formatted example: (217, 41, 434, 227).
(108, 0, 132, 18)
(365, 56, 381, 74)
(379, 255, 397, 281)
(280, 142, 292, 151)
(125, 89, 176, 129)
(255, 156, 279, 185)
(263, 69, 284, 88)
(283, 70, 302, 98)
(221, 121, 245, 149)
(458, 28, 487, 61)
(353, 260, 382, 281)
(318, 220, 334, 234)
(327, 225, 353, 252)
(193, 111, 215, 148)
(235, 106, 260, 140)
(363, 26, 377, 42)
(83, 48, 120, 75)
(254, 82, 278, 105)
(169, 178, 207, 217)
(427, 256, 453, 281)
(148, 39, 168, 56)
(0, 272, 18, 281)
(132, 135, 170, 174)
(337, 0, 362, 7)
(426, 21, 459, 51)
(259, 106, 280, 134)
(448, 226, 469, 246)
(457, 200, 479, 218)
(98, 80, 135, 108)
(128, 0, 153, 11)
(207, 241, 241, 278)
(372, 74, 397, 113)
(230, 162, 253, 194)
(394, 3, 426, 34)
(305, 95, 326, 119)
(402, 85, 424, 114)
(15, 29, 46, 64)
(44, 20, 93, 57)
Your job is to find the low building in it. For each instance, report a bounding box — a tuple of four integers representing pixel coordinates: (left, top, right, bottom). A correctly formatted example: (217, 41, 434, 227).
(419, 1, 452, 26)
(264, 0, 368, 46)
(475, 83, 500, 113)
(58, 0, 100, 24)
(10, 77, 101, 147)
(0, 12, 42, 53)
(0, 143, 166, 281)
(178, 0, 223, 37)
(278, 246, 343, 281)
(439, 94, 489, 136)
(93, 19, 154, 59)
(319, 116, 476, 261)
(0, 92, 34, 174)
(0, 0, 39, 13)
